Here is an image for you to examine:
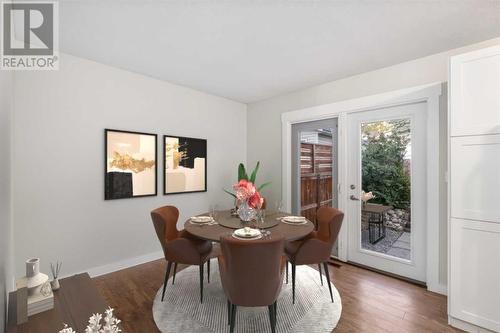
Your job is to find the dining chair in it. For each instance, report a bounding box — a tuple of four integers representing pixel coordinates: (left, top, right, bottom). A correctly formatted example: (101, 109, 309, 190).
(218, 235, 285, 333)
(151, 205, 213, 303)
(285, 206, 344, 303)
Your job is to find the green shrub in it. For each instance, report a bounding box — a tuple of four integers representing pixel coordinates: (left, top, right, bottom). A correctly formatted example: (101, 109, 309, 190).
(361, 120, 411, 209)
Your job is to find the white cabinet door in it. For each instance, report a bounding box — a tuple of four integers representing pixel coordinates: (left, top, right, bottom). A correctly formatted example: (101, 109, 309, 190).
(450, 45, 500, 137)
(450, 135, 500, 223)
(449, 218, 500, 332)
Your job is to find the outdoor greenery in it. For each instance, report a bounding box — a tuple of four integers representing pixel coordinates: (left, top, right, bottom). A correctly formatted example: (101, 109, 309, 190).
(361, 120, 411, 209)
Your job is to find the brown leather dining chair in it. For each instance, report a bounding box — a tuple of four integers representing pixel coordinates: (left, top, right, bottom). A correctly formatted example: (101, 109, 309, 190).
(151, 205, 212, 303)
(218, 235, 285, 333)
(285, 206, 344, 304)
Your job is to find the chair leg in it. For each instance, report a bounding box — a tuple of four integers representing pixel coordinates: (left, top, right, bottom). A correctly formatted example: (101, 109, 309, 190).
(318, 263, 323, 286)
(274, 301, 277, 323)
(291, 262, 296, 304)
(227, 300, 231, 325)
(268, 304, 276, 333)
(199, 263, 204, 303)
(323, 262, 334, 303)
(161, 261, 172, 302)
(172, 262, 178, 285)
(285, 261, 288, 284)
(230, 304, 237, 333)
(207, 259, 210, 283)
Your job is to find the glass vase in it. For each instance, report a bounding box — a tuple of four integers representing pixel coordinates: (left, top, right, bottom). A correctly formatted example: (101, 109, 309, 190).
(237, 200, 256, 222)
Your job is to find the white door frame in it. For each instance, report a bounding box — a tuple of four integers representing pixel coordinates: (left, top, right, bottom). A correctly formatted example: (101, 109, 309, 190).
(346, 103, 427, 282)
(281, 82, 444, 294)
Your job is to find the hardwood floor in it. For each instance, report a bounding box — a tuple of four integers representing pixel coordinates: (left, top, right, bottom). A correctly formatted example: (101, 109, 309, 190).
(93, 259, 460, 332)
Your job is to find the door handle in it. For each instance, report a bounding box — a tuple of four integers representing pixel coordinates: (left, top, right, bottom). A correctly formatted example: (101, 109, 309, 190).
(350, 195, 360, 201)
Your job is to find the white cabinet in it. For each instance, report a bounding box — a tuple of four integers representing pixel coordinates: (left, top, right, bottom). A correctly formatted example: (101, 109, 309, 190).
(450, 135, 500, 223)
(450, 45, 500, 137)
(449, 45, 500, 333)
(450, 218, 500, 332)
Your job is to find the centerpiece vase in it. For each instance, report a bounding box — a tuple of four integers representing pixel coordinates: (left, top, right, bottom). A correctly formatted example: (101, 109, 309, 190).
(237, 200, 256, 222)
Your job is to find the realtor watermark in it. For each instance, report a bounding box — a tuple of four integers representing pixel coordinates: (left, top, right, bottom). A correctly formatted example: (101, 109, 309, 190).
(1, 1, 59, 70)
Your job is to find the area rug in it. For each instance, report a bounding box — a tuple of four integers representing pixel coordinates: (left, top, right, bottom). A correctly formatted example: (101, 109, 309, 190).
(152, 264, 342, 332)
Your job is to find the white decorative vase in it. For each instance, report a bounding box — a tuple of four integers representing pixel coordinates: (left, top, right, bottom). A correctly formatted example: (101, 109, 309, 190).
(51, 278, 60, 291)
(25, 258, 48, 296)
(26, 258, 39, 277)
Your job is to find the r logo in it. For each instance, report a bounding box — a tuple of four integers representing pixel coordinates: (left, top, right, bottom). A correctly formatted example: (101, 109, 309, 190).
(2, 2, 54, 55)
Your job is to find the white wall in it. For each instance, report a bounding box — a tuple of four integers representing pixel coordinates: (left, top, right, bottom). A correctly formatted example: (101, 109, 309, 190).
(247, 37, 500, 287)
(0, 71, 14, 331)
(12, 53, 247, 278)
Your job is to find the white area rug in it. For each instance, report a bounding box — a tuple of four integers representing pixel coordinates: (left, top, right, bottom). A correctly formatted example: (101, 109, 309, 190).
(152, 264, 342, 332)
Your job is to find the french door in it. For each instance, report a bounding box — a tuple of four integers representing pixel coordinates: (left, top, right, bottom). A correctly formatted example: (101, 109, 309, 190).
(346, 101, 427, 282)
(291, 118, 339, 257)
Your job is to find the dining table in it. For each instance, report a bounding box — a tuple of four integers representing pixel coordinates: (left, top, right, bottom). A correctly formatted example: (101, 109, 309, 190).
(184, 210, 315, 242)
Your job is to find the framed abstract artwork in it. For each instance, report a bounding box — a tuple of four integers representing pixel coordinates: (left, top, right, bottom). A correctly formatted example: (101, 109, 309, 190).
(105, 129, 157, 200)
(164, 135, 207, 194)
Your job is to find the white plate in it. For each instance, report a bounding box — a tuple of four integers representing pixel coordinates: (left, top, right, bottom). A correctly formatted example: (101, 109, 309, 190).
(232, 234, 263, 241)
(281, 220, 308, 225)
(190, 216, 213, 223)
(234, 228, 261, 238)
(282, 216, 306, 223)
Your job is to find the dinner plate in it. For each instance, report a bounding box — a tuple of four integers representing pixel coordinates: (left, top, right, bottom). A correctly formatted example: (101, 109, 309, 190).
(234, 228, 261, 238)
(190, 216, 213, 223)
(282, 216, 306, 223)
(232, 234, 263, 241)
(281, 220, 308, 225)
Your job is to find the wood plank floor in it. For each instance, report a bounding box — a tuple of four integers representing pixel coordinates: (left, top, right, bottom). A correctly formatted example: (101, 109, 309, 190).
(93, 259, 460, 333)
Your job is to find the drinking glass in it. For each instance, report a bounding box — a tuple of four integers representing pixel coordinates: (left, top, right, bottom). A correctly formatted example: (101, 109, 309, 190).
(209, 204, 219, 222)
(256, 209, 271, 238)
(275, 200, 283, 215)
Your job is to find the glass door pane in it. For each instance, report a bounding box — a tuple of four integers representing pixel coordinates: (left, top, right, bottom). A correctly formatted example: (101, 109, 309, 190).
(299, 130, 334, 223)
(291, 119, 339, 257)
(360, 119, 412, 261)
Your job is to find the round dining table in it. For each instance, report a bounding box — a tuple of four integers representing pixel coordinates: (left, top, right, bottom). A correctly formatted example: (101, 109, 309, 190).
(185, 210, 314, 242)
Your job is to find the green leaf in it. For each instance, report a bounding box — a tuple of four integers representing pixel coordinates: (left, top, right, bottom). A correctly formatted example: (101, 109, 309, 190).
(238, 163, 248, 181)
(223, 188, 237, 198)
(249, 161, 260, 183)
(257, 181, 271, 192)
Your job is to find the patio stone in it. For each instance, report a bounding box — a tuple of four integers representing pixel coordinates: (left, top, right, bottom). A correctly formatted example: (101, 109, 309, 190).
(361, 230, 412, 260)
(386, 247, 411, 260)
(398, 232, 411, 243)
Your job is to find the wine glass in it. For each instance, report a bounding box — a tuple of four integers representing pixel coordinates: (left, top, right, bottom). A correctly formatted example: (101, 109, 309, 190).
(209, 204, 218, 222)
(275, 200, 283, 216)
(255, 208, 266, 237)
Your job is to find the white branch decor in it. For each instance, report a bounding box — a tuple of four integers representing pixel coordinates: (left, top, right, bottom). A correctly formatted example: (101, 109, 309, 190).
(50, 262, 62, 279)
(58, 307, 121, 333)
(59, 324, 76, 333)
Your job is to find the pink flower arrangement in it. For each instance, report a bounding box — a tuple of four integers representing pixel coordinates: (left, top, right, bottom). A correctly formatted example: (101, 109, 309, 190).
(233, 179, 264, 209)
(224, 162, 270, 213)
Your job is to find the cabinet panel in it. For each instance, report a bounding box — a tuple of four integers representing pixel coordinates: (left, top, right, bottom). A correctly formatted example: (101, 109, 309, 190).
(450, 135, 500, 223)
(451, 45, 500, 136)
(450, 218, 500, 332)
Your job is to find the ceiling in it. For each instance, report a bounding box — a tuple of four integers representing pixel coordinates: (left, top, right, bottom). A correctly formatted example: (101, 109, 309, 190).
(56, 1, 500, 103)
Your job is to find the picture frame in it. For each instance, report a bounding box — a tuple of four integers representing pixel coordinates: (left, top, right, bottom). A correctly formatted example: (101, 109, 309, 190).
(105, 129, 158, 200)
(163, 135, 207, 195)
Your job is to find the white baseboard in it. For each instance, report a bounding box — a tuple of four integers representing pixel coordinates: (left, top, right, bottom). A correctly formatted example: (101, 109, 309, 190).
(427, 282, 447, 296)
(449, 316, 496, 333)
(86, 251, 164, 278)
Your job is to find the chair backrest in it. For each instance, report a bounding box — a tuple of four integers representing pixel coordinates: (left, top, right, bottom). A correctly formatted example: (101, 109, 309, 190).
(316, 206, 344, 245)
(150, 206, 180, 254)
(219, 235, 284, 307)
